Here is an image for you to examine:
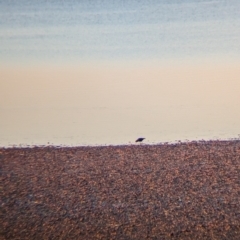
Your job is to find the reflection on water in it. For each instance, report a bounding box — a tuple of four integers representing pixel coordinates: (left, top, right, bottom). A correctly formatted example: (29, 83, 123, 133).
(1, 62, 240, 146)
(1, 106, 239, 146)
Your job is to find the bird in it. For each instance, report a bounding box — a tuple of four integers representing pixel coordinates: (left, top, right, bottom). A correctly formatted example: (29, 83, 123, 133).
(135, 137, 145, 142)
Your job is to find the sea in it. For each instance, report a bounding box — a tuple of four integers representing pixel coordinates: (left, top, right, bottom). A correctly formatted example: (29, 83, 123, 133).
(0, 0, 240, 146)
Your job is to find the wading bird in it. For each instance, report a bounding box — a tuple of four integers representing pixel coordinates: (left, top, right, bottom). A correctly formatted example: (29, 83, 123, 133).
(135, 137, 145, 142)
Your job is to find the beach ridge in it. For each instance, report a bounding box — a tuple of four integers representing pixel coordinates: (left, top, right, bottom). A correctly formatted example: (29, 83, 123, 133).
(1, 140, 240, 239)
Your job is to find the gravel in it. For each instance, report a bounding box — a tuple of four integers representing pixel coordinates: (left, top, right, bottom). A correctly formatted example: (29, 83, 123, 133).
(1, 140, 240, 239)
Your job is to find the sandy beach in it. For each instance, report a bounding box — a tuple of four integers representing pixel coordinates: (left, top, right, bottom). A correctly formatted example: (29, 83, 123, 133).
(1, 140, 240, 239)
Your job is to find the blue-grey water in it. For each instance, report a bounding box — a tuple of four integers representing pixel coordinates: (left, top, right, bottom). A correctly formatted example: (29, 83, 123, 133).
(1, 0, 240, 63)
(0, 0, 240, 146)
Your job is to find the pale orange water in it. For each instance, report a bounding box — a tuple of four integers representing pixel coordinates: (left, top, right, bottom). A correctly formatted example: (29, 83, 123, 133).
(1, 60, 240, 146)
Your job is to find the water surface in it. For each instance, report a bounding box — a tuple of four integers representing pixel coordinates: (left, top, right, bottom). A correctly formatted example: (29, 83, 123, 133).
(0, 0, 240, 146)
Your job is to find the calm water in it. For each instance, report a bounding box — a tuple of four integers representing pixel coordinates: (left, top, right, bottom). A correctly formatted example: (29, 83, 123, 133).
(0, 0, 240, 146)
(1, 0, 240, 63)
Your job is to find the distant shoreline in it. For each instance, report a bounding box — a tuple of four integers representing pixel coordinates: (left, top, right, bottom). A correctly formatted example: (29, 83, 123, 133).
(1, 138, 240, 150)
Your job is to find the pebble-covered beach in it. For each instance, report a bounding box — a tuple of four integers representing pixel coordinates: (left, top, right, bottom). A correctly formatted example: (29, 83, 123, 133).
(1, 140, 240, 239)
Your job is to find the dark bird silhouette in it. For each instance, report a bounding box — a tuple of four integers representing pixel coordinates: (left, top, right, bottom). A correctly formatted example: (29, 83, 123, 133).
(136, 137, 145, 142)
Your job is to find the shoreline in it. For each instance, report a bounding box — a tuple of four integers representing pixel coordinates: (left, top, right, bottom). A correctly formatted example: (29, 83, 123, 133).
(1, 140, 240, 239)
(1, 138, 240, 149)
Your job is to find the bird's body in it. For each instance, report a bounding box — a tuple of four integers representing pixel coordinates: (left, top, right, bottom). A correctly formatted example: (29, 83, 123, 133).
(136, 137, 145, 142)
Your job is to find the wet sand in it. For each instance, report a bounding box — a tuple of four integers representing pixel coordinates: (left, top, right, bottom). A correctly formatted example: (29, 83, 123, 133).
(1, 140, 240, 239)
